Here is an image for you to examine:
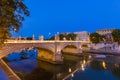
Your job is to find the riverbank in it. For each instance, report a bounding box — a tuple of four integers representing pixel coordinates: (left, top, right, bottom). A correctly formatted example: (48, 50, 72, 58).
(87, 50, 120, 56)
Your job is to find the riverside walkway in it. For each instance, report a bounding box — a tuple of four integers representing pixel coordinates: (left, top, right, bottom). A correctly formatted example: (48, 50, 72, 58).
(0, 59, 21, 80)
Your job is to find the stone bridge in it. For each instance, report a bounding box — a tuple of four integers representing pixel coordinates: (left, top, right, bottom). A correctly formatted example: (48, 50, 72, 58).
(0, 40, 91, 63)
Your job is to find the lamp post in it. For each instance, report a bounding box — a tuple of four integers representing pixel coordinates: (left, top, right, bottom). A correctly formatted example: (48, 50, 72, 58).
(32, 34, 35, 40)
(55, 32, 59, 41)
(13, 28, 16, 40)
(48, 32, 51, 39)
(19, 36, 21, 40)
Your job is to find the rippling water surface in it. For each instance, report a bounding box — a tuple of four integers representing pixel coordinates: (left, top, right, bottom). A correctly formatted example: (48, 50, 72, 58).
(8, 54, 120, 80)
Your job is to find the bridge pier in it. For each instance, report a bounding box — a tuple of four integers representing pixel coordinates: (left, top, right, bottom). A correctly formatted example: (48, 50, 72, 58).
(78, 48, 82, 54)
(52, 51, 63, 63)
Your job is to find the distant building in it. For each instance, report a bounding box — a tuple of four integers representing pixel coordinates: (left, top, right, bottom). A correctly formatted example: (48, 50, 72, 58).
(96, 28, 115, 35)
(96, 28, 115, 42)
(74, 31, 90, 41)
(61, 32, 71, 36)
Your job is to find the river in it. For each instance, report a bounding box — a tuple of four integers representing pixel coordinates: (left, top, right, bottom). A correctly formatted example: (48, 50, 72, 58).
(6, 53, 120, 80)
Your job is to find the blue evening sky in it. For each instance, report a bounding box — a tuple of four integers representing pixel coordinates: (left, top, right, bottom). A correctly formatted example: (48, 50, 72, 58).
(13, 0, 120, 38)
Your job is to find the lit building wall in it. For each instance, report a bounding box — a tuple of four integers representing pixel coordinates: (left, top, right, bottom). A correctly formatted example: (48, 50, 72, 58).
(96, 28, 115, 35)
(74, 31, 90, 41)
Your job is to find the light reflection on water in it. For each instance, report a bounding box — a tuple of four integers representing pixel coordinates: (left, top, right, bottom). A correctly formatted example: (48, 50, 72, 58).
(8, 54, 120, 80)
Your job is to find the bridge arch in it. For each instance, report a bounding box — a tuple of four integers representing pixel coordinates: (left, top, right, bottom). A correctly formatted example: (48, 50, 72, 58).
(0, 43, 55, 61)
(0, 41, 91, 63)
(63, 44, 77, 49)
(35, 47, 54, 60)
(57, 42, 82, 55)
(60, 42, 79, 51)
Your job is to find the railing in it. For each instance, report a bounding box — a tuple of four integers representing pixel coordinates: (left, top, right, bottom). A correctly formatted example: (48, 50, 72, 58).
(5, 40, 90, 43)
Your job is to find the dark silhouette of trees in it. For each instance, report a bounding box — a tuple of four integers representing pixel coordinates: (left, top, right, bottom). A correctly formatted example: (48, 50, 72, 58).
(0, 0, 29, 44)
(0, 28, 10, 44)
(112, 29, 120, 44)
(90, 32, 100, 44)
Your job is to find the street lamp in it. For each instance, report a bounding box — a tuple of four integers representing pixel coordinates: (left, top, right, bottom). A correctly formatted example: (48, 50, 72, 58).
(55, 32, 59, 40)
(48, 32, 51, 39)
(32, 34, 35, 40)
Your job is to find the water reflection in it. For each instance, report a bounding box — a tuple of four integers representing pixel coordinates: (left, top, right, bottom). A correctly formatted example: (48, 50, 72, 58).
(8, 54, 120, 80)
(102, 61, 107, 69)
(0, 68, 9, 80)
(8, 59, 38, 75)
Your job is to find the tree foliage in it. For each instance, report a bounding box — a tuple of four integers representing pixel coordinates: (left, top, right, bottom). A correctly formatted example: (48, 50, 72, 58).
(26, 37, 32, 40)
(90, 32, 100, 44)
(65, 33, 76, 40)
(99, 35, 106, 42)
(48, 36, 55, 40)
(0, 0, 29, 44)
(0, 28, 10, 44)
(59, 34, 65, 40)
(112, 29, 120, 44)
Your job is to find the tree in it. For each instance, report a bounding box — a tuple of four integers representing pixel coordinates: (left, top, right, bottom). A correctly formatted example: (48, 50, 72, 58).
(47, 36, 55, 40)
(112, 29, 120, 44)
(90, 32, 100, 44)
(26, 37, 32, 40)
(0, 0, 29, 44)
(0, 28, 10, 45)
(99, 35, 106, 42)
(59, 34, 65, 40)
(66, 33, 76, 40)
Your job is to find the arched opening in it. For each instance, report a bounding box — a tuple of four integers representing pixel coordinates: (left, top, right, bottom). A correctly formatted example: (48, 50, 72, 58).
(81, 44, 89, 52)
(81, 44, 88, 48)
(61, 44, 78, 54)
(6, 47, 38, 61)
(36, 47, 54, 61)
(61, 44, 82, 62)
(6, 46, 54, 62)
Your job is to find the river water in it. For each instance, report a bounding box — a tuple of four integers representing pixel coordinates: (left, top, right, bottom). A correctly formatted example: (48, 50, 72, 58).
(7, 54, 120, 80)
(0, 68, 9, 80)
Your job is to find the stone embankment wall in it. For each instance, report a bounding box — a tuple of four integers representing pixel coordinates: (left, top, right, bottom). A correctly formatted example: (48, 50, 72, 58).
(118, 45, 120, 51)
(91, 42, 118, 50)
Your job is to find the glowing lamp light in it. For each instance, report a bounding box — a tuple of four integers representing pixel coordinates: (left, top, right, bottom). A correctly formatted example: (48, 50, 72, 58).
(81, 64, 85, 71)
(102, 61, 107, 69)
(69, 68, 72, 72)
(71, 74, 74, 77)
(83, 60, 86, 64)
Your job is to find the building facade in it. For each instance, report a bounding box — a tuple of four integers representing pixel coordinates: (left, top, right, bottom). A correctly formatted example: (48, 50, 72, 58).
(61, 32, 71, 36)
(74, 31, 90, 41)
(96, 28, 115, 35)
(96, 28, 115, 42)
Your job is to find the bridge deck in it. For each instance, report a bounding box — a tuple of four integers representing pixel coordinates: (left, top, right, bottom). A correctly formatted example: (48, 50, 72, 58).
(5, 40, 90, 43)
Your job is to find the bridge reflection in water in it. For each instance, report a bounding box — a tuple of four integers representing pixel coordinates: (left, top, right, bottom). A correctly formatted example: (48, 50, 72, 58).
(8, 54, 120, 80)
(8, 54, 91, 80)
